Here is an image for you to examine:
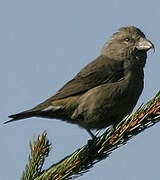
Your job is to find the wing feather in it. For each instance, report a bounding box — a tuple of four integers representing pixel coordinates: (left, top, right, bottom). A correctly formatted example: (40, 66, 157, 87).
(32, 56, 124, 111)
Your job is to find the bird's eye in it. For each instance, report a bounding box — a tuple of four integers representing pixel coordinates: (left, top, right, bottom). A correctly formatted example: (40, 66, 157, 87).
(124, 38, 131, 42)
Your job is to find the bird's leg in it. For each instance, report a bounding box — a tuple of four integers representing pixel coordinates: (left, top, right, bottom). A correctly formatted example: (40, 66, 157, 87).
(85, 128, 98, 151)
(85, 128, 96, 139)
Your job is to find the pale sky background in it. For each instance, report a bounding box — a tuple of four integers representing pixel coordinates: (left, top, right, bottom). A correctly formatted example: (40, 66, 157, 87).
(1, 0, 160, 180)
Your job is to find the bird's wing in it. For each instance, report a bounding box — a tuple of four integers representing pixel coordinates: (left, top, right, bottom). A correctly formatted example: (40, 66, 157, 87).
(54, 56, 124, 99)
(33, 55, 124, 109)
(7, 56, 124, 121)
(27, 56, 124, 112)
(5, 56, 124, 123)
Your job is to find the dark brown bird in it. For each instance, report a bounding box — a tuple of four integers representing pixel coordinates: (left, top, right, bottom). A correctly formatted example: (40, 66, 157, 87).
(5, 26, 154, 138)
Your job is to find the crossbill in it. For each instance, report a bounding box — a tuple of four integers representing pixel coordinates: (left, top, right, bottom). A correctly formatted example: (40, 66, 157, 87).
(5, 26, 154, 138)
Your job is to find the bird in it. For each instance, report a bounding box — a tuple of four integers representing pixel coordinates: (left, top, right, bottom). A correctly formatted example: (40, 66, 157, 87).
(5, 26, 154, 138)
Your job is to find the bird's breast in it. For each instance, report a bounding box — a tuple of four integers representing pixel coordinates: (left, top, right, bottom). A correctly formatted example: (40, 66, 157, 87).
(123, 69, 144, 97)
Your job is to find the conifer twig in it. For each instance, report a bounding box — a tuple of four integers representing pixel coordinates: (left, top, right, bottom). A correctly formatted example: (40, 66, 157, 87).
(21, 132, 51, 180)
(22, 91, 160, 180)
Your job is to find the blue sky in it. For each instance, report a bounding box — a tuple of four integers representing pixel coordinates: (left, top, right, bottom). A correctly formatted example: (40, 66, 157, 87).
(1, 0, 160, 179)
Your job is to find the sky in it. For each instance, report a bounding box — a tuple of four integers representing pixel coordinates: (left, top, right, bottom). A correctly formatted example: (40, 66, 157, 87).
(1, 0, 160, 180)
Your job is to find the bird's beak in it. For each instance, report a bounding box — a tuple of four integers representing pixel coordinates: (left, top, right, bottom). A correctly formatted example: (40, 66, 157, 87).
(136, 38, 155, 52)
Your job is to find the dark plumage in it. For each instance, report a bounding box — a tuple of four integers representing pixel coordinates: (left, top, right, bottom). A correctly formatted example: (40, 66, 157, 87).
(6, 26, 154, 138)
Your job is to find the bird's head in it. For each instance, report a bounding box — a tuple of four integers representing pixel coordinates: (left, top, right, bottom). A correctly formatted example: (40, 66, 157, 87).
(101, 26, 154, 64)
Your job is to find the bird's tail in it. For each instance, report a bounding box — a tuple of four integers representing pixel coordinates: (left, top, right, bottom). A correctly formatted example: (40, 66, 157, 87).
(4, 110, 39, 124)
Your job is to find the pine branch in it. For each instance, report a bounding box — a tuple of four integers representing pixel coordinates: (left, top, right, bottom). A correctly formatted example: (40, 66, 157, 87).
(22, 91, 160, 180)
(21, 132, 51, 180)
